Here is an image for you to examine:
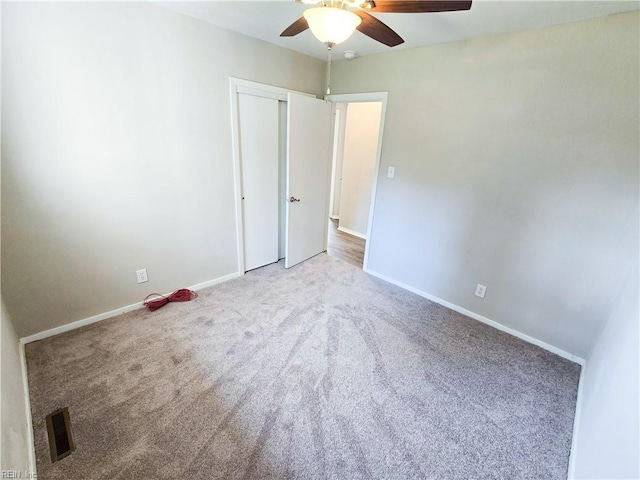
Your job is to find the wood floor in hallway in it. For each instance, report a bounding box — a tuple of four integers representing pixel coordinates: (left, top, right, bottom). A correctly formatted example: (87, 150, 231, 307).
(327, 218, 365, 268)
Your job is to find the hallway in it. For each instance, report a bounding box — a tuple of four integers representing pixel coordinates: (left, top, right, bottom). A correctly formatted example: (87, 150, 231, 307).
(326, 219, 365, 269)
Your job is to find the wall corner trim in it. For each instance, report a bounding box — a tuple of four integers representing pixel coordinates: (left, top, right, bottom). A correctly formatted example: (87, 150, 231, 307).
(20, 271, 243, 344)
(364, 267, 586, 365)
(567, 363, 587, 479)
(18, 340, 37, 476)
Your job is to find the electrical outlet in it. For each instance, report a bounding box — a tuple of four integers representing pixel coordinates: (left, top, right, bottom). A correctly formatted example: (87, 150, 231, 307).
(136, 268, 148, 284)
(475, 284, 487, 299)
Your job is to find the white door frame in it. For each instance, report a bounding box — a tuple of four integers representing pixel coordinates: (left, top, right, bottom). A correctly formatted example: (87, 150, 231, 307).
(328, 104, 345, 221)
(326, 92, 388, 272)
(229, 78, 314, 274)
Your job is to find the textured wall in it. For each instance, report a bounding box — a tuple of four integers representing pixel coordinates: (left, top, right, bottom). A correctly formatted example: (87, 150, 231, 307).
(1, 2, 325, 336)
(332, 12, 639, 357)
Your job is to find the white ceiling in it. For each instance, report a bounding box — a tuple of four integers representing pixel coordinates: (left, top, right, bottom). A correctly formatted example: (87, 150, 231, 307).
(156, 0, 639, 60)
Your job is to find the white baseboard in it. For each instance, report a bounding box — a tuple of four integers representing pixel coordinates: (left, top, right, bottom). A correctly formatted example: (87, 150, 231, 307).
(19, 340, 36, 476)
(364, 268, 586, 365)
(567, 364, 587, 479)
(20, 271, 243, 344)
(21, 300, 148, 344)
(187, 272, 243, 292)
(337, 226, 367, 240)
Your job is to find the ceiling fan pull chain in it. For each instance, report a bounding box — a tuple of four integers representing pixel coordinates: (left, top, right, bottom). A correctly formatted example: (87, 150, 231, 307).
(325, 42, 334, 100)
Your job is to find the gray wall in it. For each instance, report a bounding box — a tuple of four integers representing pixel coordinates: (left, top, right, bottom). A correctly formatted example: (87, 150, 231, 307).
(1, 2, 325, 337)
(571, 260, 639, 479)
(332, 11, 639, 358)
(1, 300, 32, 474)
(0, 2, 32, 470)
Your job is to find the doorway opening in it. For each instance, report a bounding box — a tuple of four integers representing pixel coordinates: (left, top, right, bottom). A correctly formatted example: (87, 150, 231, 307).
(327, 100, 384, 269)
(231, 80, 387, 276)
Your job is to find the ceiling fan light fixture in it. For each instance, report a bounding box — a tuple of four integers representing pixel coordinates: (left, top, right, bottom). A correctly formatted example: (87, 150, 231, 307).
(303, 7, 362, 45)
(344, 0, 372, 8)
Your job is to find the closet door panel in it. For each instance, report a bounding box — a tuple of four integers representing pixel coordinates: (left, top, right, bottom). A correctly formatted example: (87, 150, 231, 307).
(238, 93, 279, 271)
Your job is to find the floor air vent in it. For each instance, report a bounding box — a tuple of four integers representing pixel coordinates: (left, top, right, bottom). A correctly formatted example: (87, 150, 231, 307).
(46, 407, 76, 462)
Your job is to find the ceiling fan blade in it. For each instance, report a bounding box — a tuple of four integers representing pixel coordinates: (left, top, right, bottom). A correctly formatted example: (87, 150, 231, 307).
(369, 0, 472, 13)
(280, 17, 309, 37)
(355, 11, 404, 47)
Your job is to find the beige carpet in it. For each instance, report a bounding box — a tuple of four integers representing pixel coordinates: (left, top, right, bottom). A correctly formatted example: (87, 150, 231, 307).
(25, 253, 580, 479)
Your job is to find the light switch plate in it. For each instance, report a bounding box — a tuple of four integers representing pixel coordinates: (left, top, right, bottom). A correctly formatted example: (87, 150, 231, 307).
(387, 166, 395, 179)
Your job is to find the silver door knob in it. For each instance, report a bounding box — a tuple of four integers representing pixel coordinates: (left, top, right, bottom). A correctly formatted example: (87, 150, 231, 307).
(289, 196, 301, 203)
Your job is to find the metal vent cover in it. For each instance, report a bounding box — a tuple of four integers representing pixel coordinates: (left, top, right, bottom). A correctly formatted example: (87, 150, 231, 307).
(46, 407, 76, 462)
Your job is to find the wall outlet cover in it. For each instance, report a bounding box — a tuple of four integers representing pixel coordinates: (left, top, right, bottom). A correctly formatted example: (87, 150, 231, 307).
(475, 284, 487, 298)
(136, 269, 148, 284)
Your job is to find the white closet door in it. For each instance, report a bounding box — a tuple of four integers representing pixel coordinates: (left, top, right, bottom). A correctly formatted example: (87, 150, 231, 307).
(285, 93, 332, 268)
(238, 93, 279, 271)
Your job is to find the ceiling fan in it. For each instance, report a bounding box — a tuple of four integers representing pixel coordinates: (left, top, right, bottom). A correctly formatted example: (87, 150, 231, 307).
(280, 0, 473, 48)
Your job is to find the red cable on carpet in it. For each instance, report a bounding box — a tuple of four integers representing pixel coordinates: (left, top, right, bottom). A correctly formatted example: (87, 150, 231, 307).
(143, 289, 198, 312)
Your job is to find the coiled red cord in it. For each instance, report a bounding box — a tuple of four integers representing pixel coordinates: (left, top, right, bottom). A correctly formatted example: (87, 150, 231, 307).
(143, 289, 198, 312)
